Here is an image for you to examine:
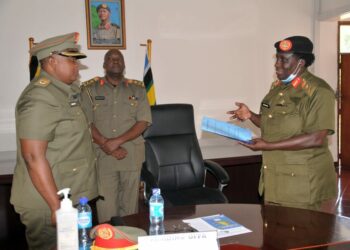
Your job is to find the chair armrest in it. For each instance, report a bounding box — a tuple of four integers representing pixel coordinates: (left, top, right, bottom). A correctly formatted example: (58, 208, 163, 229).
(204, 160, 230, 191)
(141, 163, 159, 202)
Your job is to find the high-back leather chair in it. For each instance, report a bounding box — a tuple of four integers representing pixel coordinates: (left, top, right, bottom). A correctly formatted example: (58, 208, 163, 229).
(141, 104, 230, 206)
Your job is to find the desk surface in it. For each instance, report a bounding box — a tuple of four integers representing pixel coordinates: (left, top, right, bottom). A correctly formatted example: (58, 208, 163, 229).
(122, 204, 350, 250)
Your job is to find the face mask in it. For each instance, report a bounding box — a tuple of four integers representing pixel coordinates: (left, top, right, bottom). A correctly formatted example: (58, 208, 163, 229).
(281, 60, 302, 84)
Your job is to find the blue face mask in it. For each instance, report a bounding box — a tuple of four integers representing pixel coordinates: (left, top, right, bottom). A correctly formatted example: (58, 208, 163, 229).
(281, 60, 302, 84)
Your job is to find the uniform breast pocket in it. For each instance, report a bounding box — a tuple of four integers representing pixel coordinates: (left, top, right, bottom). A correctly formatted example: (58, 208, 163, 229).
(123, 99, 138, 115)
(56, 106, 87, 136)
(273, 103, 296, 115)
(94, 99, 110, 121)
(273, 104, 302, 134)
(276, 164, 310, 203)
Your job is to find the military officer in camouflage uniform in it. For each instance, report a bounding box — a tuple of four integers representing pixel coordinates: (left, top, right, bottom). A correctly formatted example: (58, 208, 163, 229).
(92, 4, 122, 45)
(10, 33, 98, 250)
(81, 49, 151, 223)
(228, 36, 337, 210)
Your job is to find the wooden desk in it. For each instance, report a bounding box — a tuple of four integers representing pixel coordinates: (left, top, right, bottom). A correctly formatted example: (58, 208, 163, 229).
(121, 204, 350, 250)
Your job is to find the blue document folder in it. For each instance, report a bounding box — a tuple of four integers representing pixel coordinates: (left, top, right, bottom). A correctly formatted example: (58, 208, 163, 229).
(201, 116, 252, 143)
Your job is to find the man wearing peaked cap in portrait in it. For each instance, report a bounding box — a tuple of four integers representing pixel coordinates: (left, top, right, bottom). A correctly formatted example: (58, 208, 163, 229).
(92, 3, 122, 45)
(10, 32, 98, 250)
(228, 36, 337, 211)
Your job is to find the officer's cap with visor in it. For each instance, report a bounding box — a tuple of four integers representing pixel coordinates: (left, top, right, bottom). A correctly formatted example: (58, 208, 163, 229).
(29, 32, 86, 61)
(96, 3, 110, 13)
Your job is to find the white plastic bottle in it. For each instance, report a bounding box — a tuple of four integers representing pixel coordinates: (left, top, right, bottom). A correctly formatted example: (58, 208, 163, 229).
(56, 188, 78, 250)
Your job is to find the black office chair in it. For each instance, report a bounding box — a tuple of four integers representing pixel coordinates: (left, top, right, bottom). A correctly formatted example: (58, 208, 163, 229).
(141, 104, 230, 206)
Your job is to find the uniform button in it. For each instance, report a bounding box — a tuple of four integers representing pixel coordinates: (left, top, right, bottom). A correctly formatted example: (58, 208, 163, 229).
(94, 158, 97, 161)
(279, 92, 283, 96)
(268, 114, 273, 118)
(263, 165, 267, 169)
(72, 168, 77, 172)
(113, 114, 117, 118)
(292, 226, 295, 231)
(291, 173, 295, 177)
(264, 223, 268, 228)
(282, 111, 286, 114)
(112, 129, 116, 132)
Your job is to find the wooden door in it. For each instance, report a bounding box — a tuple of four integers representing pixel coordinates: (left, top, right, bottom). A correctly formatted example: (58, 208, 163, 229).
(340, 54, 350, 169)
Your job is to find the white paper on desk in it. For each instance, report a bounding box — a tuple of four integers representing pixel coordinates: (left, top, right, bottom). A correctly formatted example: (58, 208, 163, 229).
(138, 231, 219, 250)
(183, 214, 252, 238)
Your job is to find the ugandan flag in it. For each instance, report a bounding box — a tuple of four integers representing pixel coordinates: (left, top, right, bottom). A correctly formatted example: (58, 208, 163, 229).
(143, 46, 156, 106)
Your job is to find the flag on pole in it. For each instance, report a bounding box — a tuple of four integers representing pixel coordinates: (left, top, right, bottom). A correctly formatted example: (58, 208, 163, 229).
(143, 40, 156, 106)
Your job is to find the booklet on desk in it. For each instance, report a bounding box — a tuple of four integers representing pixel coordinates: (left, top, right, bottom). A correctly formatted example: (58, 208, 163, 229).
(183, 214, 251, 238)
(201, 117, 253, 143)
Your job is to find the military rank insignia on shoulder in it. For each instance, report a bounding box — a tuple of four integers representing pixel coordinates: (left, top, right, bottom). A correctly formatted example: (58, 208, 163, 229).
(111, 23, 120, 29)
(301, 78, 316, 96)
(126, 79, 145, 88)
(80, 77, 100, 88)
(34, 77, 51, 87)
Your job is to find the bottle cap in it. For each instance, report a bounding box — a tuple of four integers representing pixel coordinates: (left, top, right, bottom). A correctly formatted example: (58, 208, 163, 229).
(79, 196, 89, 205)
(152, 188, 160, 195)
(57, 188, 73, 211)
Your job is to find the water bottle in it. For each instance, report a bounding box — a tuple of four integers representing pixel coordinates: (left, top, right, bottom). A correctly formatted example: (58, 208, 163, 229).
(77, 197, 92, 250)
(149, 188, 165, 235)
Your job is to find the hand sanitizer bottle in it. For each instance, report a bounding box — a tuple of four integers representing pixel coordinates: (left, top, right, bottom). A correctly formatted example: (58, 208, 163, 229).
(56, 188, 78, 250)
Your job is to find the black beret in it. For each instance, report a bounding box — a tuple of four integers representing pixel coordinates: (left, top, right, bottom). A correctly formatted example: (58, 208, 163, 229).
(274, 36, 313, 54)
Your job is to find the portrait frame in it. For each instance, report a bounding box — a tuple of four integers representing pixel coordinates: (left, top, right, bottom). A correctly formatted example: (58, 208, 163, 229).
(85, 0, 126, 49)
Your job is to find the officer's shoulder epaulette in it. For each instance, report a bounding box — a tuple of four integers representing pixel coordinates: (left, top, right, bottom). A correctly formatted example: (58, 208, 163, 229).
(111, 23, 120, 28)
(80, 77, 100, 88)
(34, 77, 51, 87)
(300, 78, 316, 96)
(126, 79, 145, 88)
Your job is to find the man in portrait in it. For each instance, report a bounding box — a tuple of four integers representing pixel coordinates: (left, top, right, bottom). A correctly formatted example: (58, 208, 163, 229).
(92, 3, 122, 45)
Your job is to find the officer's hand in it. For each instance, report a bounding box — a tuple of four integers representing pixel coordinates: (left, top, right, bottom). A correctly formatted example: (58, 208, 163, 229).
(101, 138, 122, 155)
(111, 147, 128, 160)
(239, 138, 268, 151)
(227, 102, 251, 122)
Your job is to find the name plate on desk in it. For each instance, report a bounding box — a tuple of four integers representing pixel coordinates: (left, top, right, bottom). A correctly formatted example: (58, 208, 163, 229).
(138, 231, 219, 250)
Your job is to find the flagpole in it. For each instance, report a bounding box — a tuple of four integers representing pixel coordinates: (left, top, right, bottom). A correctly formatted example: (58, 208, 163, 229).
(29, 37, 35, 49)
(140, 39, 152, 62)
(147, 39, 152, 62)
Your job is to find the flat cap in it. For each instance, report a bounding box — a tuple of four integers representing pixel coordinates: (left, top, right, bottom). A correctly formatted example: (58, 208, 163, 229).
(29, 32, 86, 61)
(96, 3, 110, 12)
(274, 36, 313, 54)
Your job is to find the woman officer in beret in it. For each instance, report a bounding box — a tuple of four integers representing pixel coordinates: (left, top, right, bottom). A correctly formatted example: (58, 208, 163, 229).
(228, 36, 337, 211)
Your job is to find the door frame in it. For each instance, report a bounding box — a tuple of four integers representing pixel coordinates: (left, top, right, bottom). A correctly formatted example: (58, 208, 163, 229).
(338, 21, 350, 169)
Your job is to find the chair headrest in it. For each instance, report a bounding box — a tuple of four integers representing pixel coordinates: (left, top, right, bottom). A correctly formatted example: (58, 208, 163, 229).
(144, 104, 196, 138)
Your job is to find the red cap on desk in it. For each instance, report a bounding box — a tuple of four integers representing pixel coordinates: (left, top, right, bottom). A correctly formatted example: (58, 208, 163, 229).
(90, 224, 138, 250)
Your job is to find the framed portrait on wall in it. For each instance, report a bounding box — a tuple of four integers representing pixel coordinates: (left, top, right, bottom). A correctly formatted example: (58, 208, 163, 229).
(85, 0, 126, 49)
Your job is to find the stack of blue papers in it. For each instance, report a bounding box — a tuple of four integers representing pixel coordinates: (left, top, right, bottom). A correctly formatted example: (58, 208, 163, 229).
(201, 116, 252, 143)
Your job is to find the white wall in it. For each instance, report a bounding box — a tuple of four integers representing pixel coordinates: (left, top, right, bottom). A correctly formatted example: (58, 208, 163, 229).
(0, 0, 339, 160)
